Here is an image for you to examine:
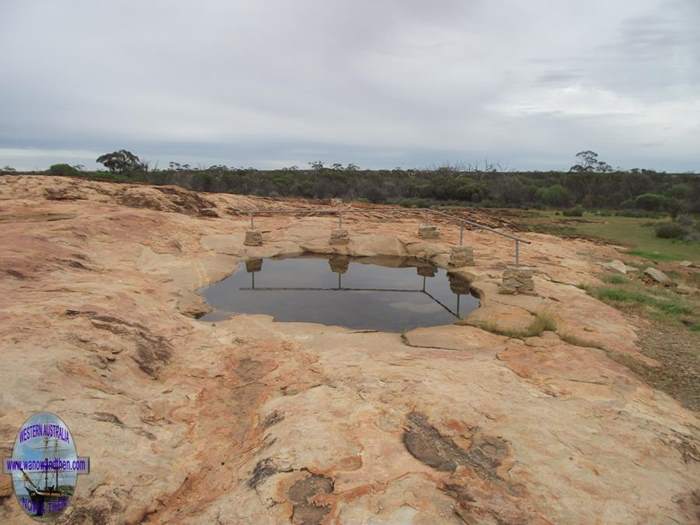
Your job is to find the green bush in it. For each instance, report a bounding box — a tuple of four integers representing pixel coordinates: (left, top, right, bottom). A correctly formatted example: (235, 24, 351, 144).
(634, 193, 666, 211)
(655, 222, 687, 239)
(676, 214, 695, 227)
(536, 184, 571, 207)
(614, 209, 665, 218)
(48, 164, 80, 176)
(562, 205, 584, 217)
(667, 183, 692, 199)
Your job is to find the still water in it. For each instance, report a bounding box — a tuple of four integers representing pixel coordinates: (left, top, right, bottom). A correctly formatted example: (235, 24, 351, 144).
(199, 255, 479, 331)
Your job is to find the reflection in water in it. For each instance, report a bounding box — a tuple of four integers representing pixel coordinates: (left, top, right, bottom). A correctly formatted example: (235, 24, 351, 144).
(199, 255, 479, 331)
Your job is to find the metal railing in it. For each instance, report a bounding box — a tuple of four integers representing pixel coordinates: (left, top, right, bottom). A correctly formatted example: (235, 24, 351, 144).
(241, 206, 531, 265)
(428, 209, 531, 265)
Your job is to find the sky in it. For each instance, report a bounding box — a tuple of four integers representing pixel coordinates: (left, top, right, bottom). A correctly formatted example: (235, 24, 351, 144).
(1, 0, 698, 172)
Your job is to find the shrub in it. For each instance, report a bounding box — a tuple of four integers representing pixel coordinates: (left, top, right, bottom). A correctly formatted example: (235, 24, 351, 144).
(655, 222, 686, 239)
(562, 205, 584, 217)
(614, 209, 664, 218)
(536, 184, 571, 207)
(634, 193, 666, 211)
(667, 183, 692, 199)
(48, 164, 80, 176)
(676, 214, 695, 227)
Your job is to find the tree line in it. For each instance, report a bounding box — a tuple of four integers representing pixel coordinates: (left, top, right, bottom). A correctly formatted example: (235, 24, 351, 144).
(9, 149, 699, 214)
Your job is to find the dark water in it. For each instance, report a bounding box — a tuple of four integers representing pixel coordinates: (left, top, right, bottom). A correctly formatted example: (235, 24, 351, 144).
(199, 255, 479, 331)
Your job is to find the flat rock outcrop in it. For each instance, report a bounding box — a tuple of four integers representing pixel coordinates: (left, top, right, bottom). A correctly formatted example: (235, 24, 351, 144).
(0, 176, 697, 524)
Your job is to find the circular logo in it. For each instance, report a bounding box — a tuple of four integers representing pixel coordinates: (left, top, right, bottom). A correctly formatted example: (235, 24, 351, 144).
(3, 412, 90, 521)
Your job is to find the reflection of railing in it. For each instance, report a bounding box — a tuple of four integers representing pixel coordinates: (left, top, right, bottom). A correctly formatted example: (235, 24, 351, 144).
(242, 271, 466, 317)
(240, 206, 531, 265)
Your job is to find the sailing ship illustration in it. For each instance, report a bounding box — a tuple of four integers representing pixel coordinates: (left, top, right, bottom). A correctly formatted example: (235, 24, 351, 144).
(17, 436, 73, 517)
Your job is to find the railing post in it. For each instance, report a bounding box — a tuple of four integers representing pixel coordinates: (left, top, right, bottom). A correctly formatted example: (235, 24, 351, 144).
(338, 212, 342, 228)
(459, 224, 464, 246)
(515, 239, 520, 266)
(250, 213, 254, 229)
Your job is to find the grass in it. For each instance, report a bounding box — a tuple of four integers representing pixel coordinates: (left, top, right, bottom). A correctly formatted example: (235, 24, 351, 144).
(474, 312, 557, 338)
(627, 250, 685, 262)
(592, 286, 694, 321)
(603, 274, 629, 285)
(595, 287, 652, 303)
(515, 211, 700, 262)
(558, 333, 604, 349)
(573, 216, 699, 261)
(528, 312, 558, 335)
(691, 324, 700, 332)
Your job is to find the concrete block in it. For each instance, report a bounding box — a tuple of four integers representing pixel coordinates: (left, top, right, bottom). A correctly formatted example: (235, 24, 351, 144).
(418, 224, 439, 239)
(244, 230, 263, 246)
(330, 229, 350, 245)
(498, 265, 535, 295)
(449, 246, 475, 267)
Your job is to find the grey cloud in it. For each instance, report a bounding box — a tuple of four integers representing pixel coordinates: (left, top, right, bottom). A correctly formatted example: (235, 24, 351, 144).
(0, 0, 698, 172)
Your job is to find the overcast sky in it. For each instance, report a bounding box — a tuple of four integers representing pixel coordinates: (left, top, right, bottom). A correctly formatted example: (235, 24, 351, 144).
(1, 0, 698, 171)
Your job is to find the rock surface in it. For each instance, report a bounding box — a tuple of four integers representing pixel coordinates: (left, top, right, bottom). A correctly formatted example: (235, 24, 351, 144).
(602, 259, 635, 274)
(676, 284, 698, 296)
(645, 267, 672, 285)
(0, 176, 698, 524)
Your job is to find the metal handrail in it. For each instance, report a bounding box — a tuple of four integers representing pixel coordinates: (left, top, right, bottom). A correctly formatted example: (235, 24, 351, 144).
(238, 205, 531, 265)
(428, 209, 530, 266)
(427, 209, 530, 243)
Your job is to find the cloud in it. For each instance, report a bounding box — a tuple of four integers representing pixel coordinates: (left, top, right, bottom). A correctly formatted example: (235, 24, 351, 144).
(0, 0, 698, 171)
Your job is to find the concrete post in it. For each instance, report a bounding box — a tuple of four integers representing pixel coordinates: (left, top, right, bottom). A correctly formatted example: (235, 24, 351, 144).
(449, 246, 475, 267)
(244, 230, 263, 246)
(418, 224, 439, 239)
(329, 229, 349, 245)
(498, 265, 535, 295)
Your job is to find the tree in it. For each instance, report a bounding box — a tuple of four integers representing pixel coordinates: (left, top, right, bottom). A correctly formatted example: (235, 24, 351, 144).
(96, 150, 145, 174)
(690, 181, 700, 213)
(536, 184, 571, 207)
(48, 163, 80, 176)
(569, 151, 612, 173)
